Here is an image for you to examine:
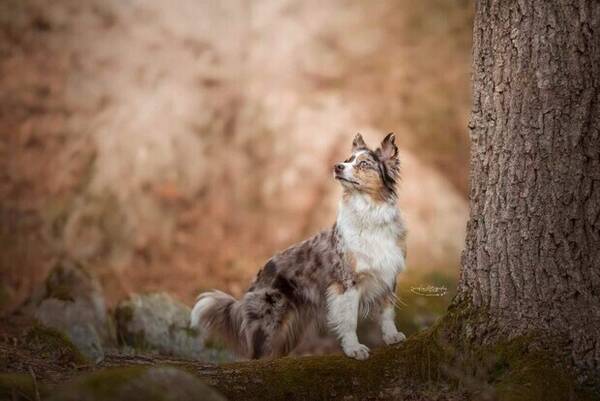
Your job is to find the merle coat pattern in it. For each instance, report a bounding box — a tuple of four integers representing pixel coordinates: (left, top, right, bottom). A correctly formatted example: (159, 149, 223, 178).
(191, 133, 407, 360)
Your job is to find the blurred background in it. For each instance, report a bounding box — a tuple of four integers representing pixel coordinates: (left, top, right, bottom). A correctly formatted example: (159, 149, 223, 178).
(0, 0, 472, 344)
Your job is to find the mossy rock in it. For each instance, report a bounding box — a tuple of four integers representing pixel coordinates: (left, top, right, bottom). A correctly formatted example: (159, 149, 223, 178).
(49, 366, 227, 401)
(25, 325, 89, 365)
(0, 373, 47, 401)
(114, 293, 234, 362)
(43, 259, 99, 302)
(32, 259, 114, 362)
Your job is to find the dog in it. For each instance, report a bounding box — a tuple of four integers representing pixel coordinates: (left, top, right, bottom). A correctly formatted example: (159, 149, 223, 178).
(190, 133, 407, 360)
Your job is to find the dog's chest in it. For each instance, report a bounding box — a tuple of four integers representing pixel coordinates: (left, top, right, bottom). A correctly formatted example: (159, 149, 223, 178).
(337, 198, 406, 291)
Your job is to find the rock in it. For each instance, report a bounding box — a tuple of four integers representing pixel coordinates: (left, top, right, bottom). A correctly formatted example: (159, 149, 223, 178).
(35, 299, 106, 362)
(25, 325, 88, 365)
(49, 366, 228, 401)
(32, 259, 115, 363)
(115, 292, 222, 360)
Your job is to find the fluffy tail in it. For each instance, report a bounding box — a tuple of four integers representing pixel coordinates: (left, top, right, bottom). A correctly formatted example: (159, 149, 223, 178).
(190, 290, 246, 355)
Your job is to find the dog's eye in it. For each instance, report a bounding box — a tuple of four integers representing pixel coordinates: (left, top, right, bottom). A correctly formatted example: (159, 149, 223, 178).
(358, 160, 368, 168)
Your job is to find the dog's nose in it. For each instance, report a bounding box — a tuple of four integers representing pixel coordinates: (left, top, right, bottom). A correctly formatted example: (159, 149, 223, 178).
(335, 163, 345, 173)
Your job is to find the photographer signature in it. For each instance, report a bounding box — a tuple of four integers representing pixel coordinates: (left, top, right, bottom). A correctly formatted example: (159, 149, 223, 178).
(410, 285, 448, 297)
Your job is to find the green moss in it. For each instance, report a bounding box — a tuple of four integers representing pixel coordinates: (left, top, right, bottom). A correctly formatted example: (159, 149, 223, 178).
(206, 329, 450, 401)
(201, 312, 597, 401)
(490, 337, 597, 401)
(0, 373, 45, 401)
(71, 366, 147, 399)
(44, 261, 90, 302)
(51, 366, 228, 401)
(114, 303, 148, 350)
(203, 337, 227, 351)
(182, 326, 199, 338)
(432, 301, 598, 401)
(26, 325, 88, 365)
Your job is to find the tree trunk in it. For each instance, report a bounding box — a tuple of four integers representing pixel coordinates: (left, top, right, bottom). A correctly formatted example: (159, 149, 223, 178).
(457, 0, 600, 387)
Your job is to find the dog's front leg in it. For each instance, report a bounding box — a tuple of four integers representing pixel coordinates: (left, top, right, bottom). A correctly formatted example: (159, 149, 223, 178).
(380, 302, 406, 345)
(327, 287, 369, 360)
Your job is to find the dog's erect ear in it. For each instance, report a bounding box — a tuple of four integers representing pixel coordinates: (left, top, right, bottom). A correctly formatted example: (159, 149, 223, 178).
(352, 133, 368, 152)
(375, 133, 400, 185)
(377, 133, 398, 161)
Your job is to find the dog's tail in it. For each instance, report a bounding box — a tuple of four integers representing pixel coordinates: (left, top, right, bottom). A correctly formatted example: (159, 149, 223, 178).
(190, 290, 246, 355)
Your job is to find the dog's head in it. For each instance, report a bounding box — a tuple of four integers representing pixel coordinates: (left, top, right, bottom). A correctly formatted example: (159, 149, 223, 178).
(333, 133, 400, 201)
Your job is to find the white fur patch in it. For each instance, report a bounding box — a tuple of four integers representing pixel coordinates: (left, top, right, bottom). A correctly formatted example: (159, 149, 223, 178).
(339, 150, 367, 181)
(337, 194, 406, 303)
(327, 193, 406, 360)
(326, 286, 370, 360)
(190, 295, 216, 329)
(380, 304, 406, 345)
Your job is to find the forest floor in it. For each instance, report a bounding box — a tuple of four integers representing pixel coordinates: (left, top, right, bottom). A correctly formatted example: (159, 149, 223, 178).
(0, 314, 472, 401)
(5, 308, 594, 401)
(0, 269, 466, 401)
(0, 276, 599, 401)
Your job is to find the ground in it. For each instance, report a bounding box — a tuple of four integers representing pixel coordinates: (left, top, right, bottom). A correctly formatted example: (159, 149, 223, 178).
(2, 312, 597, 401)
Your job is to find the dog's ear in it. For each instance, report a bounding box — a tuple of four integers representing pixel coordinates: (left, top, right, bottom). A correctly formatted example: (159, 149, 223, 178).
(352, 133, 368, 152)
(376, 133, 398, 161)
(376, 133, 400, 181)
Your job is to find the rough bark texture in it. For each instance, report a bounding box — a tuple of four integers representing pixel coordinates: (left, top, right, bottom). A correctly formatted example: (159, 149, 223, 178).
(458, 0, 600, 387)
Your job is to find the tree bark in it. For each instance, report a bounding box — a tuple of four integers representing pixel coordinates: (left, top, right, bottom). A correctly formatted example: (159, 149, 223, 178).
(457, 0, 600, 387)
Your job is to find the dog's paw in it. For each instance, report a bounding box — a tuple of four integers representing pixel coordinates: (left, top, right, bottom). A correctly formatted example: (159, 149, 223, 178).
(383, 331, 406, 345)
(343, 343, 370, 360)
